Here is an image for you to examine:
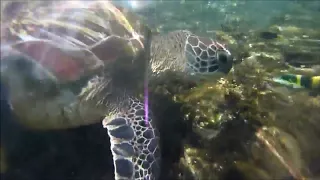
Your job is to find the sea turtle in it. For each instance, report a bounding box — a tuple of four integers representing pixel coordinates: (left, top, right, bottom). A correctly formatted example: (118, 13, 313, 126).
(0, 1, 233, 180)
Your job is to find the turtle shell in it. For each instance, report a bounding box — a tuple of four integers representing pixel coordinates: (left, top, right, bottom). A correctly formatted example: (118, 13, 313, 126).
(1, 1, 151, 83)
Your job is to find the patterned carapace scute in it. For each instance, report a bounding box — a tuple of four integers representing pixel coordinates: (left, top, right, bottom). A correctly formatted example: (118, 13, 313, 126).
(1, 1, 150, 83)
(1, 1, 148, 45)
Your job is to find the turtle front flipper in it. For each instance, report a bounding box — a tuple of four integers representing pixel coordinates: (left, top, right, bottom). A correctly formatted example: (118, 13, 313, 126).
(103, 98, 161, 180)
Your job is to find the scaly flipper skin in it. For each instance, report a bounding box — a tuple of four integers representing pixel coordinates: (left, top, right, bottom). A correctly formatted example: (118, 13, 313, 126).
(103, 98, 160, 180)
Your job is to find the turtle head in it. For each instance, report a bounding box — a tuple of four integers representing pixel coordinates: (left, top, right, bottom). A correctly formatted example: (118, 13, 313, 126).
(184, 33, 233, 76)
(0, 53, 60, 99)
(150, 30, 233, 79)
(0, 52, 72, 130)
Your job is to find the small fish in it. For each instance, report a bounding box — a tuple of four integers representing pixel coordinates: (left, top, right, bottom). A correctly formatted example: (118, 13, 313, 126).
(273, 74, 320, 91)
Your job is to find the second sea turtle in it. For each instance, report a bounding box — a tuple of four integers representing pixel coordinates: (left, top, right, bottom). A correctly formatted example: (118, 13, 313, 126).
(0, 1, 233, 179)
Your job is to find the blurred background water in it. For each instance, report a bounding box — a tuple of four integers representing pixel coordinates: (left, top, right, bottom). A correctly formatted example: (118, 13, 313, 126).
(1, 1, 320, 180)
(114, 1, 320, 33)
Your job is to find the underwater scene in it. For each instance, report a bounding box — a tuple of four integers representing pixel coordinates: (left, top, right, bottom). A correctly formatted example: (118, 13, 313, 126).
(0, 1, 319, 180)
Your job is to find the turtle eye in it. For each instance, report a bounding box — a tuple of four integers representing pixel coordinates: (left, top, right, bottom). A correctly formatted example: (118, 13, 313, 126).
(215, 50, 233, 74)
(217, 51, 230, 64)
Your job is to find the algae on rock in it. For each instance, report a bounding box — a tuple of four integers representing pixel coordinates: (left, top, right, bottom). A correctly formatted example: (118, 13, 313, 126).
(170, 58, 320, 179)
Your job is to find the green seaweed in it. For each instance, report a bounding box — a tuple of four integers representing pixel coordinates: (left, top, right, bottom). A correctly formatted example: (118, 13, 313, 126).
(153, 58, 320, 179)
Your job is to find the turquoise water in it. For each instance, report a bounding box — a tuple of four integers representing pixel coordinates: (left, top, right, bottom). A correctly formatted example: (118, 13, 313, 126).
(122, 1, 319, 33)
(1, 1, 320, 180)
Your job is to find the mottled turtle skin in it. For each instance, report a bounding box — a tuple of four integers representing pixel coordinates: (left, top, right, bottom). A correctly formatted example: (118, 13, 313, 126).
(0, 2, 233, 180)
